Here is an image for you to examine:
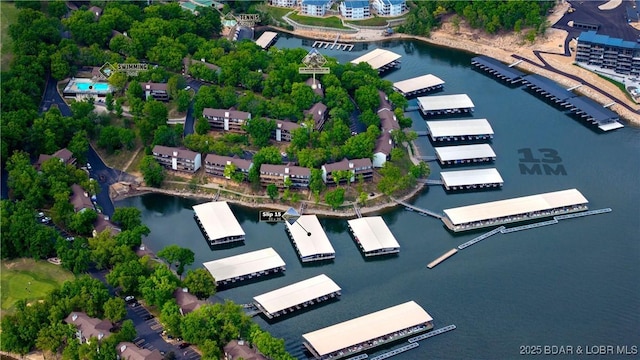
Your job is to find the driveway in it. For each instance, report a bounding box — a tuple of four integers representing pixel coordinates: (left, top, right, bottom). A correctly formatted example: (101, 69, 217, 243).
(183, 78, 205, 136)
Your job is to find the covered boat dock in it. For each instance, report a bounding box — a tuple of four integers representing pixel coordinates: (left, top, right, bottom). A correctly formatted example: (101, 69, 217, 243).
(440, 168, 504, 191)
(434, 144, 496, 165)
(564, 96, 624, 131)
(442, 188, 589, 232)
(417, 94, 474, 116)
(347, 216, 400, 257)
(253, 274, 341, 319)
(302, 301, 433, 360)
(255, 31, 278, 49)
(522, 74, 577, 104)
(471, 56, 524, 84)
(193, 201, 245, 245)
(393, 74, 445, 97)
(285, 215, 336, 262)
(350, 48, 401, 73)
(203, 247, 286, 286)
(426, 118, 494, 142)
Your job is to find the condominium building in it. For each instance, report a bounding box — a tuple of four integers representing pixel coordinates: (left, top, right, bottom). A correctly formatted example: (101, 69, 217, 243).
(260, 164, 311, 189)
(202, 108, 251, 133)
(321, 158, 373, 185)
(273, 120, 301, 142)
(270, 0, 297, 7)
(304, 102, 328, 131)
(575, 31, 640, 76)
(140, 82, 169, 101)
(152, 145, 202, 172)
(372, 0, 406, 16)
(340, 1, 370, 19)
(204, 154, 252, 181)
(300, 0, 332, 16)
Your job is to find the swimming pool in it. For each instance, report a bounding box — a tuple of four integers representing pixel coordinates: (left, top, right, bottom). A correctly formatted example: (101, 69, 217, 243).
(75, 81, 110, 92)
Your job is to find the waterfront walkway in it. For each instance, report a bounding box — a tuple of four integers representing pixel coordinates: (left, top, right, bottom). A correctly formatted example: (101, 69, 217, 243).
(390, 198, 442, 219)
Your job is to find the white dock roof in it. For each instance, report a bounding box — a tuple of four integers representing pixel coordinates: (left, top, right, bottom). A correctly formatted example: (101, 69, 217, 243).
(440, 168, 503, 187)
(253, 274, 341, 315)
(303, 301, 433, 357)
(285, 215, 335, 259)
(193, 201, 245, 241)
(443, 188, 588, 225)
(435, 144, 496, 162)
(203, 248, 285, 283)
(417, 94, 474, 111)
(255, 31, 278, 49)
(427, 119, 494, 138)
(393, 74, 444, 93)
(347, 217, 400, 252)
(350, 48, 402, 70)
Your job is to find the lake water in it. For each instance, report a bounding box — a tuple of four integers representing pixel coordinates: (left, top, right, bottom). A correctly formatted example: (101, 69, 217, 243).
(118, 35, 640, 359)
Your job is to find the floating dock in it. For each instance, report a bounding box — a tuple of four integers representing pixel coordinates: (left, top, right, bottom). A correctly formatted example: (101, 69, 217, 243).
(427, 248, 458, 269)
(456, 226, 505, 250)
(500, 219, 558, 234)
(393, 74, 444, 97)
(564, 96, 624, 131)
(203, 247, 286, 286)
(471, 56, 524, 84)
(193, 201, 245, 245)
(391, 197, 442, 219)
(350, 48, 401, 73)
(408, 324, 457, 343)
(426, 118, 494, 142)
(440, 168, 503, 191)
(369, 343, 419, 360)
(302, 301, 433, 360)
(434, 144, 496, 165)
(347, 216, 400, 257)
(442, 188, 589, 232)
(554, 207, 611, 220)
(312, 40, 354, 51)
(522, 74, 577, 104)
(255, 31, 278, 49)
(285, 214, 336, 262)
(417, 94, 474, 116)
(253, 274, 341, 319)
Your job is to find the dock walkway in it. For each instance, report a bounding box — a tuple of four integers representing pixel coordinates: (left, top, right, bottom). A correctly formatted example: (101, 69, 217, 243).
(312, 40, 353, 51)
(391, 198, 442, 219)
(345, 355, 369, 360)
(554, 207, 611, 220)
(408, 324, 457, 343)
(500, 219, 558, 234)
(457, 226, 505, 250)
(353, 203, 362, 218)
(369, 343, 419, 360)
(419, 179, 444, 186)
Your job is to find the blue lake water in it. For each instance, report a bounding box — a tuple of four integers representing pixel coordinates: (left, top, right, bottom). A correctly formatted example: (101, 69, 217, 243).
(118, 35, 640, 359)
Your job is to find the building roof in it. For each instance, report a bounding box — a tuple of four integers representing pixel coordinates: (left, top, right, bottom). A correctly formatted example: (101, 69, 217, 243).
(378, 108, 399, 131)
(434, 144, 496, 162)
(301, 0, 331, 6)
(305, 78, 324, 97)
(471, 56, 524, 80)
(117, 342, 163, 360)
(302, 301, 432, 357)
(260, 164, 311, 177)
(347, 216, 400, 253)
(202, 108, 251, 120)
(378, 90, 391, 110)
(35, 148, 75, 170)
(65, 312, 111, 341)
(578, 30, 639, 50)
(172, 288, 204, 314)
(70, 184, 94, 212)
(93, 214, 121, 236)
(564, 96, 620, 124)
(152, 145, 200, 161)
(275, 119, 301, 132)
(379, 0, 405, 5)
(140, 82, 168, 92)
(88, 6, 102, 16)
(204, 154, 252, 171)
(426, 119, 494, 138)
(440, 168, 503, 187)
(255, 31, 278, 49)
(323, 158, 372, 172)
(203, 247, 286, 283)
(350, 48, 402, 70)
(443, 188, 588, 225)
(183, 57, 220, 72)
(224, 340, 269, 360)
(304, 102, 327, 128)
(417, 94, 474, 111)
(374, 131, 393, 154)
(193, 201, 245, 242)
(343, 0, 370, 8)
(285, 215, 335, 259)
(393, 74, 445, 94)
(253, 274, 341, 316)
(522, 74, 576, 101)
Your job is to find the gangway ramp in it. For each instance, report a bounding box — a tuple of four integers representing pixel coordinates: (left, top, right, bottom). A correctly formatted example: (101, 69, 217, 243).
(391, 197, 442, 219)
(457, 226, 505, 250)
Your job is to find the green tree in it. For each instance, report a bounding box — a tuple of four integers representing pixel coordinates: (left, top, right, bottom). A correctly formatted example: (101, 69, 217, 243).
(160, 300, 183, 338)
(245, 117, 276, 147)
(139, 266, 180, 307)
(115, 320, 137, 343)
(267, 184, 279, 200)
(140, 155, 165, 187)
(195, 117, 211, 135)
(144, 100, 169, 126)
(103, 297, 127, 323)
(108, 71, 128, 92)
(248, 146, 282, 184)
(36, 322, 75, 358)
(69, 209, 98, 235)
(107, 259, 148, 295)
(325, 188, 345, 210)
(183, 268, 216, 300)
(176, 90, 191, 113)
(127, 80, 144, 101)
(112, 207, 143, 231)
(158, 245, 195, 277)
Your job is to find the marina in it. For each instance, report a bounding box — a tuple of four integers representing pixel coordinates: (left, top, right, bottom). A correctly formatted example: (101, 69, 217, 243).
(202, 247, 286, 286)
(312, 40, 354, 51)
(442, 188, 589, 232)
(440, 168, 504, 191)
(255, 31, 278, 49)
(302, 301, 433, 360)
(347, 216, 400, 257)
(285, 214, 336, 262)
(192, 201, 245, 245)
(252, 274, 341, 319)
(522, 74, 577, 104)
(564, 96, 624, 131)
(434, 144, 496, 165)
(427, 248, 458, 269)
(426, 118, 494, 142)
(392, 74, 445, 97)
(350, 48, 402, 73)
(471, 56, 524, 84)
(417, 94, 475, 116)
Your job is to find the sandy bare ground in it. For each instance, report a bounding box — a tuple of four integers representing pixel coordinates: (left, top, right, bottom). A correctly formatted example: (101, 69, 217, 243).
(598, 0, 623, 11)
(288, 1, 639, 125)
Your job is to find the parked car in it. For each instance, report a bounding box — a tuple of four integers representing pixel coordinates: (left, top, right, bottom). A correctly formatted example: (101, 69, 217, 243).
(143, 314, 154, 320)
(124, 295, 135, 303)
(40, 217, 51, 224)
(184, 86, 191, 91)
(86, 163, 92, 170)
(178, 342, 190, 349)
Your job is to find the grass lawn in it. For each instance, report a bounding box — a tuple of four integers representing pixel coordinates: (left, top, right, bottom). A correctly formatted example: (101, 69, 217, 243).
(1, 2, 19, 71)
(596, 73, 634, 102)
(289, 14, 349, 29)
(0, 258, 75, 315)
(263, 5, 294, 20)
(346, 15, 402, 27)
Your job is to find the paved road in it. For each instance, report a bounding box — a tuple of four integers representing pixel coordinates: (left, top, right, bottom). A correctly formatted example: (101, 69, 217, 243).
(183, 79, 205, 136)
